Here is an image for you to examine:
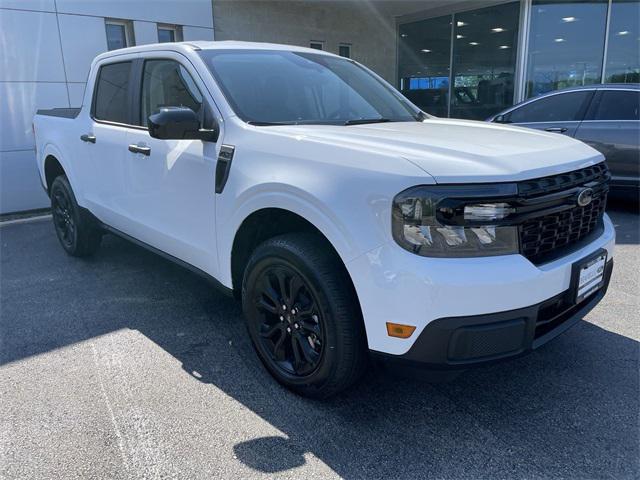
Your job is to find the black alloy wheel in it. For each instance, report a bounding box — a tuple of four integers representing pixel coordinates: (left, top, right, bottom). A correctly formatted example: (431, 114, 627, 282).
(242, 233, 368, 398)
(254, 264, 325, 377)
(50, 175, 102, 257)
(52, 187, 76, 249)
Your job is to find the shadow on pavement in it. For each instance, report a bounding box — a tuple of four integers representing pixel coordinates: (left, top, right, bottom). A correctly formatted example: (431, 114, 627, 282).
(607, 200, 639, 245)
(1, 220, 638, 478)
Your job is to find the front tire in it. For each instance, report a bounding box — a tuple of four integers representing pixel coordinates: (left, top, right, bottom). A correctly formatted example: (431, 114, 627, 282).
(242, 233, 368, 398)
(50, 175, 102, 257)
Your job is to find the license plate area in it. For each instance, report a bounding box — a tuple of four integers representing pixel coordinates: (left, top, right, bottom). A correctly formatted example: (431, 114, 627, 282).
(571, 249, 607, 304)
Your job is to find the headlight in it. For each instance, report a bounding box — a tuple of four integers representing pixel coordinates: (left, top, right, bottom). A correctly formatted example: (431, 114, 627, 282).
(392, 184, 520, 257)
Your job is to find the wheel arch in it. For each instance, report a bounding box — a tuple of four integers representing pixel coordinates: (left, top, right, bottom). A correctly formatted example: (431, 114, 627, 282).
(44, 154, 66, 195)
(41, 143, 78, 198)
(229, 207, 358, 303)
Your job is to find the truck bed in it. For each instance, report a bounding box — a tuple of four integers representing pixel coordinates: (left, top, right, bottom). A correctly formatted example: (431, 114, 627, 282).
(36, 108, 81, 119)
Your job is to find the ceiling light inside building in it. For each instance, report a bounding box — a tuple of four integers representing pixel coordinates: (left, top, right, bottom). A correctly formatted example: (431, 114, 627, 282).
(562, 16, 577, 22)
(400, 33, 408, 38)
(617, 30, 629, 35)
(469, 41, 479, 46)
(456, 34, 465, 39)
(421, 49, 432, 53)
(554, 38, 565, 42)
(491, 27, 506, 32)
(499, 45, 510, 49)
(457, 21, 467, 27)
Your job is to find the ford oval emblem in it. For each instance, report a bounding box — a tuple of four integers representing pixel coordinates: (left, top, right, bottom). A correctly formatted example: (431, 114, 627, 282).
(577, 187, 594, 207)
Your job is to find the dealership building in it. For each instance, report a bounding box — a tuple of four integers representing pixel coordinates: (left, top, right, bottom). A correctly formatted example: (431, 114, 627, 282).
(1, 0, 638, 214)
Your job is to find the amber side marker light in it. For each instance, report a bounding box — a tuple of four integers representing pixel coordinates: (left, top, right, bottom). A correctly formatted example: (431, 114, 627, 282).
(386, 322, 416, 339)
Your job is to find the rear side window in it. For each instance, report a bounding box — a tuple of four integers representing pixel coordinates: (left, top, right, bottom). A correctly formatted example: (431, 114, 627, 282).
(140, 59, 203, 127)
(506, 91, 592, 123)
(591, 90, 640, 121)
(93, 62, 132, 124)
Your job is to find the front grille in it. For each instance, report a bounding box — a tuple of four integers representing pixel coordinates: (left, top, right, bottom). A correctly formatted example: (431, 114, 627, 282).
(516, 164, 609, 264)
(518, 162, 610, 198)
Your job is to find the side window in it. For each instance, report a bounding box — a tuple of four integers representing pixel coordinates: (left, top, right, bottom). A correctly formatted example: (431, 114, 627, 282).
(140, 59, 203, 127)
(592, 90, 640, 121)
(93, 62, 132, 124)
(506, 91, 592, 123)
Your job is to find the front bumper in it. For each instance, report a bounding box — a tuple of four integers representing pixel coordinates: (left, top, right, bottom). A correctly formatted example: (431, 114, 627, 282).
(372, 258, 612, 370)
(346, 213, 616, 358)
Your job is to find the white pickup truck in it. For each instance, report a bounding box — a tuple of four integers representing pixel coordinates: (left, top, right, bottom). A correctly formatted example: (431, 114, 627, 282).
(34, 41, 615, 397)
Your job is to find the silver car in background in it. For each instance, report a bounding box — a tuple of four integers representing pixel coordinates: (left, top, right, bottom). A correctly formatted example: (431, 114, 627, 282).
(488, 84, 639, 201)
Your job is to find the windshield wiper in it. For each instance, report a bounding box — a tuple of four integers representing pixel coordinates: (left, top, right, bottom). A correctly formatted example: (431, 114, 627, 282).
(344, 118, 392, 126)
(247, 120, 299, 126)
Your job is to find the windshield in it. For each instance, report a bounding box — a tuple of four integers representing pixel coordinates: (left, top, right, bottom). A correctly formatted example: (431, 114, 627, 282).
(198, 49, 421, 125)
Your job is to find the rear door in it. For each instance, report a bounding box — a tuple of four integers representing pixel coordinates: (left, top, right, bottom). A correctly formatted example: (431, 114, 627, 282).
(500, 90, 595, 137)
(574, 88, 640, 187)
(121, 54, 220, 274)
(83, 61, 135, 226)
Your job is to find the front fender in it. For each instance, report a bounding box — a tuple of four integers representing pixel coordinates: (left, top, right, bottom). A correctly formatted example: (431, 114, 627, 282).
(216, 183, 368, 288)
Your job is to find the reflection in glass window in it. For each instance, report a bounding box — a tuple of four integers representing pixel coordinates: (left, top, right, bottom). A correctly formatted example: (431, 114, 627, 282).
(450, 2, 520, 119)
(590, 90, 640, 120)
(105, 21, 132, 51)
(604, 0, 640, 83)
(140, 60, 203, 127)
(506, 90, 592, 123)
(398, 15, 452, 117)
(93, 62, 132, 124)
(199, 50, 419, 124)
(525, 0, 608, 98)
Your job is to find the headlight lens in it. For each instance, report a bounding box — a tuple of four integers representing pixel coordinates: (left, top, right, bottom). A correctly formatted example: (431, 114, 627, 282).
(392, 185, 519, 257)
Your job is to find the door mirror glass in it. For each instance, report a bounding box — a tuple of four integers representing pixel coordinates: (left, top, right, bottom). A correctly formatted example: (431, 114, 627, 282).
(148, 106, 218, 141)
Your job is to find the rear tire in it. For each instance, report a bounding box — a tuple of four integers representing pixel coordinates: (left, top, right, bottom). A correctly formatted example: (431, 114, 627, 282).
(242, 233, 368, 398)
(50, 175, 102, 257)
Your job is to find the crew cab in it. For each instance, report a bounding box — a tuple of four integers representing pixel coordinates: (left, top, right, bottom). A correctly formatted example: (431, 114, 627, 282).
(33, 41, 615, 398)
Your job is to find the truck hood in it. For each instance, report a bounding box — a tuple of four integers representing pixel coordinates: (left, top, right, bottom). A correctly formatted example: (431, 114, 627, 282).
(270, 118, 604, 183)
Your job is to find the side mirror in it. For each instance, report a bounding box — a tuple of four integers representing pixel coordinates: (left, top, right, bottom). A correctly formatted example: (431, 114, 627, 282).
(493, 114, 511, 124)
(148, 106, 219, 142)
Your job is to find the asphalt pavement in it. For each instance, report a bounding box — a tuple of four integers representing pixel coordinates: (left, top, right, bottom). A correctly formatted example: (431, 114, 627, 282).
(0, 204, 638, 479)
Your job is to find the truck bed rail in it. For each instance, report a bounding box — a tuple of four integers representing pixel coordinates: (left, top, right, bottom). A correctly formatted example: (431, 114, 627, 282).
(36, 108, 81, 119)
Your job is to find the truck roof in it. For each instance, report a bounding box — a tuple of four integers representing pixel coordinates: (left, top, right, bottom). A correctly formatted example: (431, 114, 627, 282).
(92, 40, 337, 65)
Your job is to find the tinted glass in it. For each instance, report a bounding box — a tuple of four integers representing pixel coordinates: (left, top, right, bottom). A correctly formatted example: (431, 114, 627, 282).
(398, 15, 452, 117)
(592, 90, 640, 120)
(106, 23, 127, 51)
(199, 50, 419, 124)
(525, 0, 608, 98)
(93, 62, 131, 124)
(604, 0, 640, 83)
(450, 2, 520, 120)
(338, 45, 351, 58)
(158, 28, 175, 43)
(506, 90, 591, 123)
(140, 60, 203, 127)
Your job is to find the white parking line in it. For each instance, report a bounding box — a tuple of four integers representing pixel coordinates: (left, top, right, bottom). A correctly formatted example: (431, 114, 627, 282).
(0, 214, 52, 227)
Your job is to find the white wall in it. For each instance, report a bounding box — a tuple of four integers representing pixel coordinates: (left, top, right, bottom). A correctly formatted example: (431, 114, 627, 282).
(0, 0, 215, 214)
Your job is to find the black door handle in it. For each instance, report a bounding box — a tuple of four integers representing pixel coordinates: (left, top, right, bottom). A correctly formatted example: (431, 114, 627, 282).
(80, 134, 96, 143)
(545, 127, 568, 133)
(128, 144, 151, 156)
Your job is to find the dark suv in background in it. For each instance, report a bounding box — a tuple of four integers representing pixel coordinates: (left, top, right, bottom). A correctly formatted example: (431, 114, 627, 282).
(488, 85, 639, 201)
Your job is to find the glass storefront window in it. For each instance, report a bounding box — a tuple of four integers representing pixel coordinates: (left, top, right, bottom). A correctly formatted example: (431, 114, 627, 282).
(450, 2, 520, 119)
(604, 0, 640, 83)
(525, 0, 608, 98)
(398, 15, 452, 117)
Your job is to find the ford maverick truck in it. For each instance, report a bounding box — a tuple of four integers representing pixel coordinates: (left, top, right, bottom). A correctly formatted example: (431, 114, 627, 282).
(33, 41, 614, 397)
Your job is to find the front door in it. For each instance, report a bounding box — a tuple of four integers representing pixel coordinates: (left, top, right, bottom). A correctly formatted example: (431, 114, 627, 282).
(120, 56, 220, 275)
